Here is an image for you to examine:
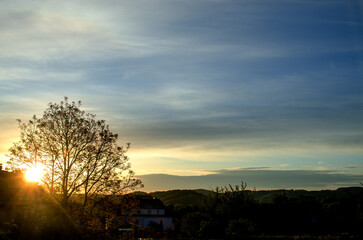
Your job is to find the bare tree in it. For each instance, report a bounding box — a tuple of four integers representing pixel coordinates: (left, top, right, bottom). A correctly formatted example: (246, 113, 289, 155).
(7, 97, 142, 206)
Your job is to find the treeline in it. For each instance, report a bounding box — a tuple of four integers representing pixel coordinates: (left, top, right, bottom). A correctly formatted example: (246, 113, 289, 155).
(150, 187, 363, 206)
(161, 183, 363, 239)
(1, 176, 362, 239)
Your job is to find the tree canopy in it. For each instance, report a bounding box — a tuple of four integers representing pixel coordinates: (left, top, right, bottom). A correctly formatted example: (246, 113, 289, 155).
(7, 97, 142, 206)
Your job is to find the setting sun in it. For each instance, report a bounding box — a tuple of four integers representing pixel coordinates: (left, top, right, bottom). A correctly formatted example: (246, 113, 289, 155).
(25, 167, 43, 182)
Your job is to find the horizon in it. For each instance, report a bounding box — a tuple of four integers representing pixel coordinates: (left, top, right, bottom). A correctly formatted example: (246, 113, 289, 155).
(1, 0, 363, 191)
(134, 185, 363, 194)
(136, 168, 363, 192)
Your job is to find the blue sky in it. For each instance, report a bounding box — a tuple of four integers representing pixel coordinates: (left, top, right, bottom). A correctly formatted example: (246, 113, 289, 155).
(1, 0, 362, 191)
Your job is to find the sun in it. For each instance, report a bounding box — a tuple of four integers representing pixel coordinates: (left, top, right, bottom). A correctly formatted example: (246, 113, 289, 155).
(25, 166, 43, 182)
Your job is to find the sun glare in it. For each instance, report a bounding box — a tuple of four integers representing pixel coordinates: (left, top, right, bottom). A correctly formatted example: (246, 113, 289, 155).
(25, 167, 43, 182)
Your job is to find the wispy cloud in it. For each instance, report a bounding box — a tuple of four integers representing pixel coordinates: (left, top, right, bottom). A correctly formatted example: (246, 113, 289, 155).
(1, 0, 362, 185)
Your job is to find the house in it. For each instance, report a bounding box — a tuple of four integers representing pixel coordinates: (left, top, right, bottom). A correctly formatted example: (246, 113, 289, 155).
(133, 198, 173, 230)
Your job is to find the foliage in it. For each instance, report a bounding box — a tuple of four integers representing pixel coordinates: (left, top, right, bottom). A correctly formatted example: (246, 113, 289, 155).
(163, 185, 363, 239)
(150, 189, 207, 207)
(7, 97, 142, 206)
(198, 182, 257, 238)
(68, 195, 138, 240)
(0, 173, 81, 240)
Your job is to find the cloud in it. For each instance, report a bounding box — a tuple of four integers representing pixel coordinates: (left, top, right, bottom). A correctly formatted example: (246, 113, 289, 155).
(0, 0, 362, 178)
(137, 169, 363, 192)
(343, 166, 357, 169)
(116, 100, 363, 152)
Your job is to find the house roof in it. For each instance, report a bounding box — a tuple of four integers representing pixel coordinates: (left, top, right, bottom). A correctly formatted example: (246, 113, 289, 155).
(137, 198, 165, 209)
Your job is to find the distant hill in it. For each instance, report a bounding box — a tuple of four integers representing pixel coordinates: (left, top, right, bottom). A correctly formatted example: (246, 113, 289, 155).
(146, 187, 363, 206)
(254, 187, 363, 203)
(193, 189, 212, 196)
(150, 189, 207, 207)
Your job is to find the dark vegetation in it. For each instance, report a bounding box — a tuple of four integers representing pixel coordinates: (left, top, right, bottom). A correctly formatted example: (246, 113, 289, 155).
(1, 173, 362, 239)
(0, 170, 82, 240)
(149, 184, 363, 239)
(150, 189, 206, 207)
(151, 186, 363, 206)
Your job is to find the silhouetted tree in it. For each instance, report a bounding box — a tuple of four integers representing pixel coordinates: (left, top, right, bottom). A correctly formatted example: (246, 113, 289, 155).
(199, 182, 257, 238)
(7, 97, 142, 207)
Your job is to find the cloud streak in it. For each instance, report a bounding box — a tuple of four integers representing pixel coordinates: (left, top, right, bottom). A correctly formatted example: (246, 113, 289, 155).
(0, 0, 362, 185)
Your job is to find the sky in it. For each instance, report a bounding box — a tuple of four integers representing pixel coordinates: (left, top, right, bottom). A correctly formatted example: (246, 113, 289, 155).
(1, 0, 363, 191)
